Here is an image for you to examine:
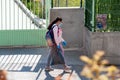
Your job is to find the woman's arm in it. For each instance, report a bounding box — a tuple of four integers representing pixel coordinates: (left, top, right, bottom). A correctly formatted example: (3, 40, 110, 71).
(53, 26, 59, 46)
(62, 38, 65, 42)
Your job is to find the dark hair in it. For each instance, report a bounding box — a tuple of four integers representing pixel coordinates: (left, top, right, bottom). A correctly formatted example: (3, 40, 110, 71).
(47, 17, 62, 30)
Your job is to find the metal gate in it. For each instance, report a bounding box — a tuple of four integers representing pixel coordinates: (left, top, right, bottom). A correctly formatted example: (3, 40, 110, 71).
(85, 0, 120, 32)
(85, 0, 93, 31)
(0, 0, 51, 47)
(95, 0, 120, 31)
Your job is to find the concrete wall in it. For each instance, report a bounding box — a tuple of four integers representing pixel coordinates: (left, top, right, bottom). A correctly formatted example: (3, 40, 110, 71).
(84, 27, 120, 65)
(83, 27, 92, 56)
(50, 8, 84, 48)
(50, 7, 120, 65)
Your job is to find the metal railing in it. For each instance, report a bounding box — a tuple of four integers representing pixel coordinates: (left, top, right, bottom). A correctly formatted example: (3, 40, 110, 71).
(85, 0, 120, 32)
(0, 0, 47, 46)
(85, 0, 93, 31)
(0, 0, 46, 30)
(95, 0, 120, 32)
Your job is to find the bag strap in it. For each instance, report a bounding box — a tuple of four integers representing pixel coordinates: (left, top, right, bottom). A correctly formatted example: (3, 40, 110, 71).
(51, 24, 60, 37)
(57, 27, 60, 37)
(51, 24, 56, 30)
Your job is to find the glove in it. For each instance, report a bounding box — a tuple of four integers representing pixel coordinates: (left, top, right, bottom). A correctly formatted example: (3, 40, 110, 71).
(62, 41, 67, 46)
(57, 45, 60, 49)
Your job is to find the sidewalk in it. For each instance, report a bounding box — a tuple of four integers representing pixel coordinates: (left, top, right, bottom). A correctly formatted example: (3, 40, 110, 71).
(0, 48, 88, 80)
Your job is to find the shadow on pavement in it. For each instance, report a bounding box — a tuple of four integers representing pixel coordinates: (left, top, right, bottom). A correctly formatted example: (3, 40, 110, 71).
(0, 48, 88, 80)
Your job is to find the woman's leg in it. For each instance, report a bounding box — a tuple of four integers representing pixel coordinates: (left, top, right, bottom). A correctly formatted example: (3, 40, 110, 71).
(45, 47, 54, 71)
(59, 44, 71, 70)
(46, 48, 52, 67)
(58, 44, 66, 64)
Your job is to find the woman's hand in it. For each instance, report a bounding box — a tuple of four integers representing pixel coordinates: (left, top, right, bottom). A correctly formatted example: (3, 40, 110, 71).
(62, 41, 67, 46)
(57, 45, 60, 49)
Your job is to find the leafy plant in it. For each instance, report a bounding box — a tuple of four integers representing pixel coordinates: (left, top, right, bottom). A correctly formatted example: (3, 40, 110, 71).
(80, 51, 120, 80)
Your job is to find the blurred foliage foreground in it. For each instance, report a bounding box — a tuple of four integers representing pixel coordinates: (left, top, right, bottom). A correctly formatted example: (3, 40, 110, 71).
(80, 51, 120, 80)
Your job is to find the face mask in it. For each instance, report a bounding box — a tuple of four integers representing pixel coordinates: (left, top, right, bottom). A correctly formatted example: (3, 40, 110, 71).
(58, 23, 63, 27)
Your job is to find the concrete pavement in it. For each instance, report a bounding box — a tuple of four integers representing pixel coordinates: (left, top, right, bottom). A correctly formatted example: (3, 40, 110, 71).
(0, 48, 88, 80)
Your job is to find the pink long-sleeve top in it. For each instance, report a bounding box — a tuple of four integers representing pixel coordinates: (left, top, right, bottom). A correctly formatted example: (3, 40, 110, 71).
(53, 24, 64, 46)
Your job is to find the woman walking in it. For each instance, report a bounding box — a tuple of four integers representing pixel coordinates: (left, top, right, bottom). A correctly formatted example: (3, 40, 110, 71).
(45, 17, 71, 71)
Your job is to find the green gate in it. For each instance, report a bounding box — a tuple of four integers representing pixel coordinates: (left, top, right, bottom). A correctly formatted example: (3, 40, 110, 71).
(85, 0, 93, 31)
(0, 0, 51, 47)
(85, 0, 120, 32)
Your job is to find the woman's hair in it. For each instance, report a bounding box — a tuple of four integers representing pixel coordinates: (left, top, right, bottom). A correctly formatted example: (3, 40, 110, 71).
(47, 17, 62, 30)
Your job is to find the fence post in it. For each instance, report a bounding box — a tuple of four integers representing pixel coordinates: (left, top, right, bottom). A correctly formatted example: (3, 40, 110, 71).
(51, 0, 53, 8)
(45, 0, 52, 27)
(66, 0, 68, 7)
(58, 0, 59, 7)
(80, 0, 82, 8)
(92, 0, 95, 32)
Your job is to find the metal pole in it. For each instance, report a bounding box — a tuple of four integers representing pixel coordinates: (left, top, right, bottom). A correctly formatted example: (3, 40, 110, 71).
(34, 0, 35, 29)
(22, 0, 23, 29)
(38, 0, 40, 18)
(30, 0, 32, 29)
(45, 0, 51, 27)
(43, 0, 45, 19)
(14, 0, 15, 29)
(92, 0, 95, 32)
(18, 0, 20, 29)
(80, 0, 82, 8)
(66, 0, 68, 7)
(1, 0, 3, 30)
(5, 0, 6, 30)
(9, 0, 11, 30)
(41, 0, 43, 18)
(55, 0, 56, 7)
(51, 0, 53, 8)
(58, 0, 60, 7)
(26, 0, 27, 29)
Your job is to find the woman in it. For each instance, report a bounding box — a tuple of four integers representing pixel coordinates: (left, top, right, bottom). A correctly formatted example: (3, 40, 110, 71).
(45, 17, 71, 71)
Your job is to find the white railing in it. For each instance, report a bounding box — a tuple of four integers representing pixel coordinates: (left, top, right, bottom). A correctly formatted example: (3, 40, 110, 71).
(0, 0, 46, 30)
